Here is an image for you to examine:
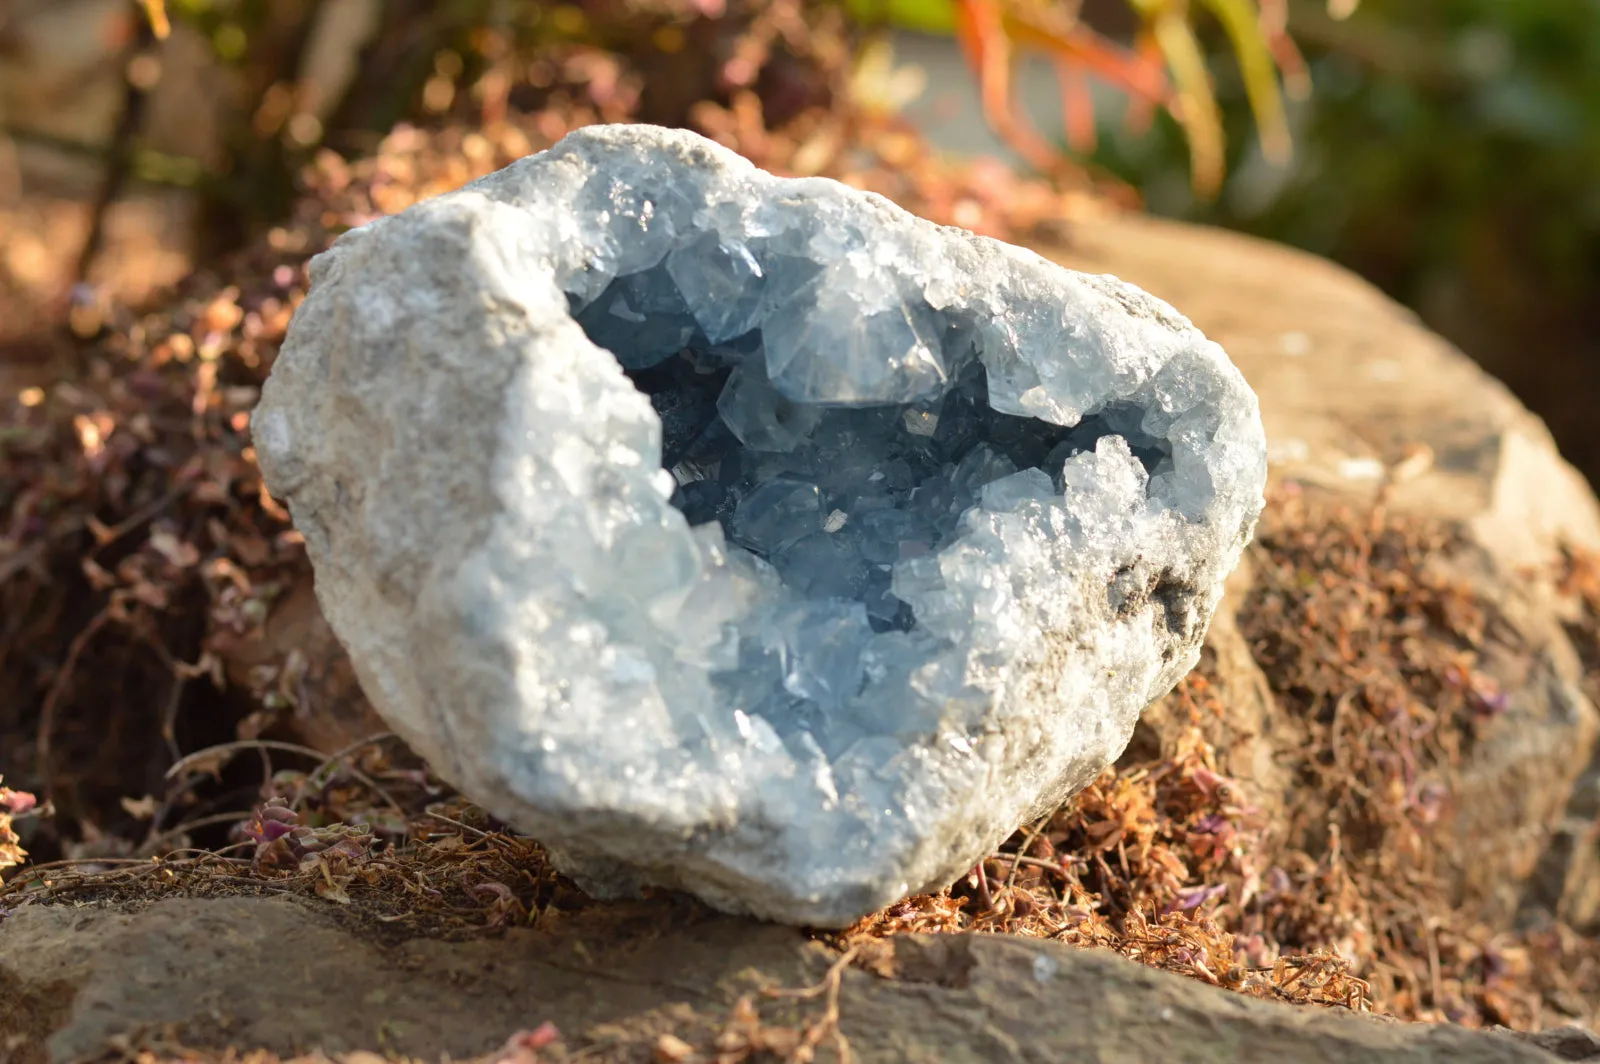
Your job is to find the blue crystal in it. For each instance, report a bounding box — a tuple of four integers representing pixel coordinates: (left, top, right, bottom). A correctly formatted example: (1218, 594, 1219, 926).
(577, 270, 702, 369)
(666, 233, 768, 343)
(729, 477, 823, 555)
(717, 362, 822, 452)
(670, 479, 726, 526)
(761, 281, 949, 405)
(774, 529, 873, 601)
(773, 599, 873, 711)
(979, 467, 1057, 511)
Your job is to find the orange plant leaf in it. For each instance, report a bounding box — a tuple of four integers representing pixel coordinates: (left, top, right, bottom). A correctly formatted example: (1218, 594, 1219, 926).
(1056, 60, 1098, 153)
(953, 0, 1063, 173)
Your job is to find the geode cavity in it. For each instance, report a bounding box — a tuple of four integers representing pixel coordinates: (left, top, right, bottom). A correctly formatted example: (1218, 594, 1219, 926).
(252, 124, 1267, 926)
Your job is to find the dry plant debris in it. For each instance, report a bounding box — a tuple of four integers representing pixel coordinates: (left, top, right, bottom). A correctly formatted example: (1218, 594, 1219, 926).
(1236, 487, 1516, 1024)
(0, 777, 35, 872)
(5, 6, 1600, 1058)
(6, 497, 1600, 1056)
(836, 671, 1373, 1013)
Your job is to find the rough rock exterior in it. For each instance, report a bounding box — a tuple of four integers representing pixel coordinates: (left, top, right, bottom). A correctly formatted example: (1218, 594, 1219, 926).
(0, 897, 1580, 1064)
(252, 124, 1267, 925)
(1043, 216, 1600, 932)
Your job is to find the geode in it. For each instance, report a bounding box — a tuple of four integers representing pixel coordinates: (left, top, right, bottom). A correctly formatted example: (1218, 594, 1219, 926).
(252, 124, 1267, 926)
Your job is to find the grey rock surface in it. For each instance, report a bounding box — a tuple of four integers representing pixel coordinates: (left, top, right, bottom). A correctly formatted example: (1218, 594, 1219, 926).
(252, 124, 1266, 926)
(0, 895, 1574, 1064)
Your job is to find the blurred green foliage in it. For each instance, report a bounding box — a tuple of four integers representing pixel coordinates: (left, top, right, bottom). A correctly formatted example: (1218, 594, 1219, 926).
(1093, 0, 1600, 476)
(1130, 1, 1600, 294)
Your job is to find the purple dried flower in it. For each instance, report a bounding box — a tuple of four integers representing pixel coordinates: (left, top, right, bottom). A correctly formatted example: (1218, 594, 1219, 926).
(1168, 883, 1228, 913)
(1, 790, 36, 815)
(244, 799, 299, 844)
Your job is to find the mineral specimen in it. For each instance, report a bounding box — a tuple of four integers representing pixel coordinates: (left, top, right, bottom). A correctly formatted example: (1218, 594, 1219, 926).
(252, 124, 1268, 926)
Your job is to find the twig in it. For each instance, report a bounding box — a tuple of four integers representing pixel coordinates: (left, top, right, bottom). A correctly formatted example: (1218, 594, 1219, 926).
(1002, 817, 1049, 892)
(300, 732, 408, 827)
(135, 809, 258, 856)
(87, 482, 193, 557)
(135, 626, 193, 763)
(972, 859, 994, 913)
(4, 856, 161, 876)
(165, 737, 331, 780)
(76, 4, 158, 285)
(4, 849, 249, 880)
(158, 673, 188, 763)
(764, 945, 860, 1064)
(992, 853, 1079, 878)
(165, 736, 409, 830)
(423, 810, 491, 839)
(305, 731, 398, 788)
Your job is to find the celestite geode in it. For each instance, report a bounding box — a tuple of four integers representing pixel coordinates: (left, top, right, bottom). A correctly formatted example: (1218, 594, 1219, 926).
(251, 124, 1267, 926)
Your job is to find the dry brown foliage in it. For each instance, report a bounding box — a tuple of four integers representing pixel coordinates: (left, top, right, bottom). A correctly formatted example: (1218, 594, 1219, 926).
(835, 673, 1372, 1012)
(4, 5, 1600, 1060)
(0, 777, 33, 872)
(1237, 488, 1519, 1025)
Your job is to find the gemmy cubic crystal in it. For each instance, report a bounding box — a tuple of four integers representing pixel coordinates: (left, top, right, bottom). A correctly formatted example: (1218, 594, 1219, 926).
(251, 124, 1268, 926)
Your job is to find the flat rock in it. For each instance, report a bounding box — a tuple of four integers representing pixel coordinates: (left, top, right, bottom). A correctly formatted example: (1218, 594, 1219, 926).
(0, 895, 1571, 1063)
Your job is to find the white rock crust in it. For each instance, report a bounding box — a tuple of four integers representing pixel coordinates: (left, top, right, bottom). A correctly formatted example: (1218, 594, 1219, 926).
(254, 124, 1267, 926)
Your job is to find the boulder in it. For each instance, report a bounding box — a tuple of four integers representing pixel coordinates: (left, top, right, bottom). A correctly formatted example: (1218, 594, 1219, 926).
(1040, 214, 1600, 929)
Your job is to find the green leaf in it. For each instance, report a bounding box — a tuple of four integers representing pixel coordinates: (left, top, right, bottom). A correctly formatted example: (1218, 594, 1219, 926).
(1199, 0, 1292, 164)
(842, 0, 960, 35)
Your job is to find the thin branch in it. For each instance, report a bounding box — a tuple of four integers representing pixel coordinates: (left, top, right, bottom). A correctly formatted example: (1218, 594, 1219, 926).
(76, 5, 158, 285)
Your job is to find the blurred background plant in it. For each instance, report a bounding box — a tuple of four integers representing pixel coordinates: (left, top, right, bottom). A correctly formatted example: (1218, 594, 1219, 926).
(5, 0, 1593, 481)
(844, 0, 1316, 200)
(1089, 0, 1600, 485)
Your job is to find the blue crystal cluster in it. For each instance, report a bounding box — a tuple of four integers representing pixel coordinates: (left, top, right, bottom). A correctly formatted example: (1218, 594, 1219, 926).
(541, 142, 1216, 773)
(600, 324, 1175, 761)
(254, 124, 1268, 925)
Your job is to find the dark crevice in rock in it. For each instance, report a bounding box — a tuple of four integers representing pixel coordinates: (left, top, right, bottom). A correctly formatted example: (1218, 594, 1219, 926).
(1107, 564, 1196, 639)
(1152, 574, 1199, 639)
